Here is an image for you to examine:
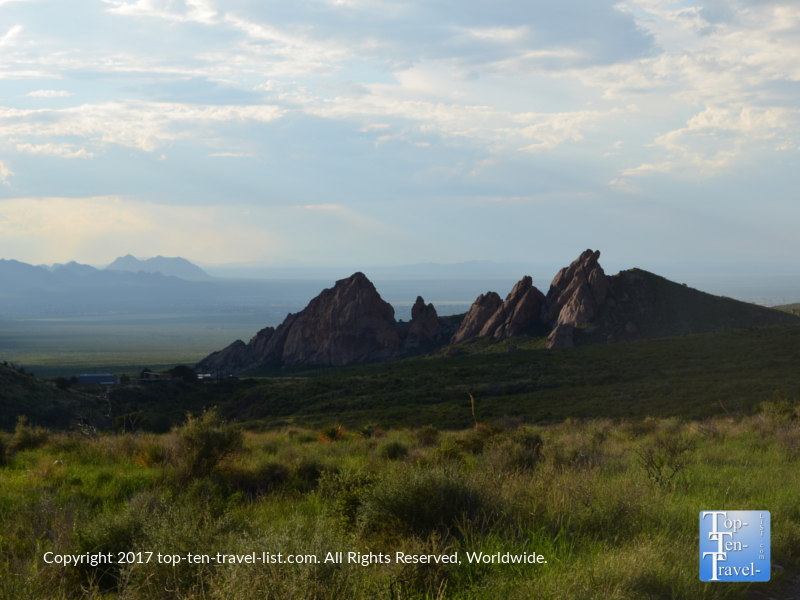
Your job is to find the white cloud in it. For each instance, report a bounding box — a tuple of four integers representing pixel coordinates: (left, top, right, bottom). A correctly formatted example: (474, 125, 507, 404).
(457, 26, 528, 43)
(103, 0, 219, 25)
(16, 143, 93, 158)
(0, 24, 22, 47)
(0, 101, 285, 152)
(0, 159, 13, 185)
(26, 90, 73, 98)
(302, 204, 342, 210)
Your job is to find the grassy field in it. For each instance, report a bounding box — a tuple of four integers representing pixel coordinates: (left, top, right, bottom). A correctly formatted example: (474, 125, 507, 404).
(0, 314, 269, 378)
(1, 407, 798, 599)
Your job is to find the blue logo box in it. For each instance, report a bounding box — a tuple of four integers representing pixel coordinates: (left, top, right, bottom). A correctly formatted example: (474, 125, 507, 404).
(700, 511, 770, 582)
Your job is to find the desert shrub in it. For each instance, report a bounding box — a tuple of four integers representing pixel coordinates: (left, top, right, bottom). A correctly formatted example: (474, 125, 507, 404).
(204, 516, 353, 600)
(74, 496, 154, 589)
(775, 427, 800, 461)
(357, 466, 490, 538)
(0, 434, 7, 465)
(434, 438, 463, 462)
(755, 391, 800, 434)
(173, 409, 243, 482)
(12, 415, 49, 451)
(546, 427, 606, 470)
(318, 424, 347, 442)
(319, 467, 376, 528)
(124, 498, 238, 598)
(485, 431, 542, 473)
(622, 416, 659, 438)
(695, 418, 729, 443)
(357, 423, 382, 438)
(133, 440, 167, 468)
(113, 412, 143, 433)
(416, 425, 440, 446)
(292, 456, 327, 487)
(378, 440, 408, 461)
(634, 433, 695, 490)
(224, 459, 289, 496)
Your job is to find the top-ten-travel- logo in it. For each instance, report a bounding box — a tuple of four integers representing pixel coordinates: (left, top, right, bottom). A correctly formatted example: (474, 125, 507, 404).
(699, 511, 770, 582)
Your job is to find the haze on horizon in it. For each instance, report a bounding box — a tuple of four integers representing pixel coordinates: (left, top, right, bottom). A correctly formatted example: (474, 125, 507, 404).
(1, 0, 799, 273)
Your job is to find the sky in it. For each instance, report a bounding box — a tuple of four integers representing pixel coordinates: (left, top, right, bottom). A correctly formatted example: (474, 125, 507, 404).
(1, 0, 800, 271)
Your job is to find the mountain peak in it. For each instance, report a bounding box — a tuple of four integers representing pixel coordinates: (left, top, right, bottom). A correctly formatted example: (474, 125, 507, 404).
(105, 255, 209, 279)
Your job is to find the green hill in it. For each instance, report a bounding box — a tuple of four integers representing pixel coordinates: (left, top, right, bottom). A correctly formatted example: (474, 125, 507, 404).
(574, 268, 799, 345)
(0, 364, 94, 430)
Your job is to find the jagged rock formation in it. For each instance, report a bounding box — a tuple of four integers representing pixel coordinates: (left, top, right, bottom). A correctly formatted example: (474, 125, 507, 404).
(199, 247, 795, 371)
(406, 296, 442, 346)
(542, 249, 611, 327)
(280, 273, 402, 366)
(197, 275, 453, 374)
(450, 292, 503, 344)
(449, 249, 612, 350)
(479, 276, 546, 340)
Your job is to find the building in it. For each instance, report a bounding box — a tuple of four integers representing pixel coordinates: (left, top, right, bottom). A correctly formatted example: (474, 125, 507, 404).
(77, 374, 119, 385)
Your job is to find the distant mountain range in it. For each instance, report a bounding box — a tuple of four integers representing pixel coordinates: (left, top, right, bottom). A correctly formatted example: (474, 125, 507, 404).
(104, 255, 209, 279)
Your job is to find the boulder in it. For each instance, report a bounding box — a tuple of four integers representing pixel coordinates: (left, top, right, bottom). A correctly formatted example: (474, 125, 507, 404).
(546, 323, 575, 349)
(450, 292, 503, 344)
(406, 296, 441, 344)
(479, 276, 546, 340)
(281, 272, 402, 366)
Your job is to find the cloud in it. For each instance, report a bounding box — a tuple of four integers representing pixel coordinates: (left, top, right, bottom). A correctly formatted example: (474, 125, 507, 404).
(457, 26, 528, 43)
(16, 143, 93, 158)
(0, 101, 285, 152)
(301, 204, 342, 210)
(0, 159, 12, 185)
(207, 152, 254, 157)
(25, 90, 73, 98)
(0, 24, 22, 47)
(0, 196, 398, 266)
(0, 195, 280, 264)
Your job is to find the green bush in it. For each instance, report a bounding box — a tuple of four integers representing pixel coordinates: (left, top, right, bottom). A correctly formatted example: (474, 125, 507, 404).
(357, 466, 490, 537)
(12, 416, 49, 451)
(485, 436, 541, 473)
(174, 409, 243, 481)
(416, 425, 439, 446)
(378, 440, 408, 461)
(319, 467, 376, 528)
(74, 495, 154, 589)
(0, 434, 7, 465)
(133, 440, 167, 468)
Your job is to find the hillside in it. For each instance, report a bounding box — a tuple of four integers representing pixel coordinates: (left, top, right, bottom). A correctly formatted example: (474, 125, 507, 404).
(0, 364, 97, 430)
(572, 268, 799, 345)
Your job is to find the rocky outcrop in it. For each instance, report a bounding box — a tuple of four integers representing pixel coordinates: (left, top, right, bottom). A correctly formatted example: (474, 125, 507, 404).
(198, 250, 617, 374)
(281, 273, 402, 366)
(547, 323, 575, 349)
(543, 249, 612, 349)
(197, 272, 405, 374)
(196, 315, 299, 375)
(479, 276, 546, 340)
(543, 249, 611, 327)
(406, 296, 441, 345)
(450, 292, 503, 344)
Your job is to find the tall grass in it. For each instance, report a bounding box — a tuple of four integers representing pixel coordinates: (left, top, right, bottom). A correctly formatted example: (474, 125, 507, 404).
(2, 408, 799, 598)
